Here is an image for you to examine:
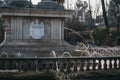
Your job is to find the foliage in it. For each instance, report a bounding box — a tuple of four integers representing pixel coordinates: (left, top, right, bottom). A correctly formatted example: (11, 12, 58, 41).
(65, 17, 90, 32)
(111, 31, 120, 46)
(64, 0, 96, 45)
(90, 27, 120, 46)
(0, 72, 56, 80)
(90, 27, 108, 45)
(108, 0, 120, 31)
(64, 29, 90, 45)
(72, 70, 120, 80)
(56, 70, 120, 80)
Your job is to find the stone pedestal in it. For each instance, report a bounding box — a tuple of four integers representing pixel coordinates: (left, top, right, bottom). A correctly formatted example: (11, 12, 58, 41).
(0, 7, 74, 57)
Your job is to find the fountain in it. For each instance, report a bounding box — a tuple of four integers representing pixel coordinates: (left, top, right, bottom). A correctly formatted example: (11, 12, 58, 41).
(0, 31, 6, 47)
(0, 51, 8, 57)
(65, 27, 120, 57)
(50, 50, 72, 58)
(0, 0, 119, 58)
(60, 52, 72, 58)
(0, 0, 73, 57)
(75, 42, 120, 57)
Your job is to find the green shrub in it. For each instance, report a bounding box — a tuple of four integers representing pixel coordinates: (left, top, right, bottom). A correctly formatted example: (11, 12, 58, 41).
(110, 31, 120, 46)
(90, 27, 108, 45)
(0, 72, 56, 80)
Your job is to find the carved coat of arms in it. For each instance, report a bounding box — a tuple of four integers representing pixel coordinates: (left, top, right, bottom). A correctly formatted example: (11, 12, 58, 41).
(30, 20, 44, 39)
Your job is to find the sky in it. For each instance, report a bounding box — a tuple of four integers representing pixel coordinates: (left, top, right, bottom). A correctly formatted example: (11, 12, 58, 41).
(31, 0, 100, 9)
(32, 0, 41, 4)
(31, 0, 110, 17)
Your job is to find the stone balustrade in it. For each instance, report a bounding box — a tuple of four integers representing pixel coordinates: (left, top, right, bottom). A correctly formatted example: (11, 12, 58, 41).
(0, 57, 119, 72)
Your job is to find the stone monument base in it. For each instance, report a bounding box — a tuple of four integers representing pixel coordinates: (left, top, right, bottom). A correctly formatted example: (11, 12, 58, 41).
(0, 40, 74, 57)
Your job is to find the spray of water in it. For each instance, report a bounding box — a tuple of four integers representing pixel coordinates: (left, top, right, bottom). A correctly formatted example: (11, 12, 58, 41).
(0, 31, 7, 47)
(64, 27, 120, 57)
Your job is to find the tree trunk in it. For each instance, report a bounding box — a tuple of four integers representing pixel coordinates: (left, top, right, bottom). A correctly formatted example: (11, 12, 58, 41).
(117, 20, 120, 31)
(101, 0, 110, 35)
(101, 0, 111, 45)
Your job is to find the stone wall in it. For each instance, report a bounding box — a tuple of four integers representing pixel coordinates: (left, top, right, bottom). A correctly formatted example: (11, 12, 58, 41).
(5, 17, 64, 40)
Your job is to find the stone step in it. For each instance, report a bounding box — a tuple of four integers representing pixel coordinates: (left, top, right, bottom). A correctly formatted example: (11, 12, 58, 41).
(0, 41, 74, 57)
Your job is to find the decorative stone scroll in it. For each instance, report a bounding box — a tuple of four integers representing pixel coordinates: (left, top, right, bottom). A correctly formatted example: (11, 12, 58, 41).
(30, 20, 44, 39)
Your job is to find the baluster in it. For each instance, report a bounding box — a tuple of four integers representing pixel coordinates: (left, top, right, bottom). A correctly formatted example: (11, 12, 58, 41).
(60, 61, 64, 72)
(95, 60, 99, 70)
(9, 60, 13, 70)
(31, 61, 35, 71)
(20, 60, 23, 71)
(106, 60, 110, 69)
(43, 61, 48, 71)
(40, 62, 43, 71)
(101, 60, 105, 69)
(92, 59, 96, 70)
(74, 60, 78, 72)
(69, 61, 75, 72)
(58, 61, 62, 72)
(22, 61, 27, 71)
(28, 61, 32, 71)
(12, 60, 16, 70)
(33, 56, 38, 72)
(89, 60, 92, 70)
(29, 61, 32, 71)
(86, 60, 90, 71)
(12, 60, 17, 70)
(56, 61, 60, 71)
(46, 62, 50, 71)
(83, 60, 87, 71)
(80, 60, 84, 71)
(4, 60, 9, 70)
(2, 60, 5, 70)
(106, 60, 110, 70)
(67, 61, 70, 72)
(71, 61, 76, 72)
(38, 61, 42, 71)
(18, 60, 22, 72)
(52, 61, 57, 71)
(48, 62, 52, 70)
(116, 59, 119, 69)
(62, 61, 68, 72)
(35, 60, 38, 72)
(66, 61, 70, 72)
(111, 60, 115, 69)
(76, 60, 81, 72)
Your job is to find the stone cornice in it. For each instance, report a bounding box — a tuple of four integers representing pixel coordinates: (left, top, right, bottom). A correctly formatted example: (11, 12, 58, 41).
(0, 8, 73, 18)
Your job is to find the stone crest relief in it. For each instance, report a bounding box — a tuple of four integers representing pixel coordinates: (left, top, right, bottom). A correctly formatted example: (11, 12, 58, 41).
(30, 20, 44, 39)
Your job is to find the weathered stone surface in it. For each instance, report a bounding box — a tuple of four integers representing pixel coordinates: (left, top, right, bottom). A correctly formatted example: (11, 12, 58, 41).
(0, 3, 73, 57)
(9, 0, 32, 8)
(0, 40, 74, 57)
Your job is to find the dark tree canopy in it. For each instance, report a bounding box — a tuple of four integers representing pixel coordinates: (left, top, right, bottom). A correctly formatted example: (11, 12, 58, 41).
(108, 0, 120, 31)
